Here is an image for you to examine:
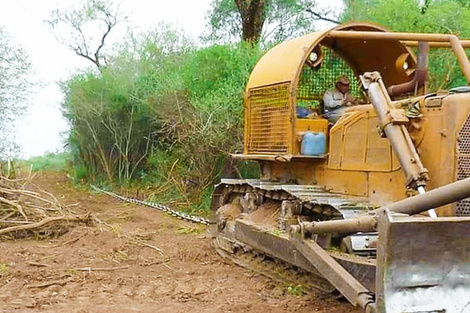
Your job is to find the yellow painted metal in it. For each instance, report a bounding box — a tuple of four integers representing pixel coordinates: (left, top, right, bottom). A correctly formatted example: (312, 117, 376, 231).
(245, 31, 327, 90)
(342, 113, 371, 170)
(230, 153, 327, 162)
(245, 83, 292, 155)
(367, 171, 408, 205)
(328, 109, 393, 172)
(328, 31, 470, 84)
(293, 118, 329, 155)
(238, 21, 470, 214)
(318, 168, 370, 197)
(403, 40, 470, 48)
(246, 22, 414, 91)
(265, 93, 470, 212)
(243, 22, 417, 157)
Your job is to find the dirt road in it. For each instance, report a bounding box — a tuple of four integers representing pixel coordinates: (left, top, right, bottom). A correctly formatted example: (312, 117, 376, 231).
(0, 172, 359, 313)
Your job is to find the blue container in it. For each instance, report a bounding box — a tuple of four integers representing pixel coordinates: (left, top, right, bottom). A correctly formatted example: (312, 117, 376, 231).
(301, 131, 326, 156)
(296, 107, 311, 118)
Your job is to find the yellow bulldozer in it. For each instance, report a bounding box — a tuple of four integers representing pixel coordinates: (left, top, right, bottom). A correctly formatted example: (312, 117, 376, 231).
(210, 22, 470, 312)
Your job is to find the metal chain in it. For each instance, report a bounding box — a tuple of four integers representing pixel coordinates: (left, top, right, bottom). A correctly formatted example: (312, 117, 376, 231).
(90, 185, 210, 225)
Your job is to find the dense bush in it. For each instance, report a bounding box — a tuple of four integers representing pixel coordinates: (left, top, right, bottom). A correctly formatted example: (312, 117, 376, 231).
(62, 27, 263, 210)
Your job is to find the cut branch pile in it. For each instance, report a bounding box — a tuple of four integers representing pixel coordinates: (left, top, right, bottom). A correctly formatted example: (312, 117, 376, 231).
(0, 174, 90, 239)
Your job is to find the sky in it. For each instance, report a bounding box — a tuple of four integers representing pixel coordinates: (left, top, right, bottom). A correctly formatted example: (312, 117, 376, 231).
(0, 0, 342, 158)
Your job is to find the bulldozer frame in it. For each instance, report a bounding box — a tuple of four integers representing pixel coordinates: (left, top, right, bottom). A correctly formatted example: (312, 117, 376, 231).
(212, 23, 470, 312)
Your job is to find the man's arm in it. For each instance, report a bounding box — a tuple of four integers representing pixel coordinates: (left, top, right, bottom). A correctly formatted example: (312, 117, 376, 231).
(344, 93, 357, 106)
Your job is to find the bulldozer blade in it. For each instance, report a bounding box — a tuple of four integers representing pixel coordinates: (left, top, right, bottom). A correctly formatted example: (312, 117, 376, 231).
(376, 209, 470, 313)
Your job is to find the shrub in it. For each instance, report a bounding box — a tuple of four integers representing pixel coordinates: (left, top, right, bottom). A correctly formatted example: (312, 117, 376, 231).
(63, 28, 263, 211)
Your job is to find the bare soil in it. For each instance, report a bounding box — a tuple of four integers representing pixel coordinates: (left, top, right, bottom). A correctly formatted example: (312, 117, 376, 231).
(0, 171, 360, 313)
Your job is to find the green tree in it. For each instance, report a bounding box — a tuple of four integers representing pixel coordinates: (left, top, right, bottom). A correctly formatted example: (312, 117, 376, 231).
(341, 0, 470, 89)
(62, 23, 262, 210)
(0, 28, 31, 159)
(205, 0, 318, 44)
(62, 25, 195, 184)
(46, 0, 127, 71)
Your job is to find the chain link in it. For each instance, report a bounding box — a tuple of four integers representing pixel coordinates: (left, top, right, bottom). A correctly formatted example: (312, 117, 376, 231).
(90, 185, 210, 225)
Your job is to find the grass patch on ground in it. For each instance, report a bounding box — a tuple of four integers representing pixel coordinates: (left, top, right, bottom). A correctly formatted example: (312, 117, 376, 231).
(22, 152, 71, 172)
(286, 284, 306, 296)
(0, 263, 9, 272)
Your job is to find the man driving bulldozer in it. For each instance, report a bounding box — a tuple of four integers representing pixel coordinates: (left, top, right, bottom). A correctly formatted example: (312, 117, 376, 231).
(323, 75, 357, 123)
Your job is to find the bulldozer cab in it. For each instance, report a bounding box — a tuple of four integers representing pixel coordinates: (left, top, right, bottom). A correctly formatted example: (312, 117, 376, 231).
(239, 23, 419, 161)
(235, 22, 470, 207)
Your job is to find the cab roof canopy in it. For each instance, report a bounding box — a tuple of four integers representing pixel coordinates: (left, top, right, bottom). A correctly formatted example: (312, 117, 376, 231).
(246, 22, 417, 91)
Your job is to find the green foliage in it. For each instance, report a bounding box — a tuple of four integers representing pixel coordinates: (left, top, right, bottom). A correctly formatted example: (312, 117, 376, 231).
(25, 152, 71, 172)
(237, 160, 260, 179)
(205, 0, 240, 43)
(0, 263, 8, 273)
(63, 26, 263, 211)
(343, 0, 470, 36)
(341, 0, 470, 90)
(205, 0, 317, 44)
(286, 284, 306, 296)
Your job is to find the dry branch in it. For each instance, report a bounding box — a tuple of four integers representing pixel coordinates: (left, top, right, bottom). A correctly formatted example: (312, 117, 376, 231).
(26, 280, 69, 289)
(0, 195, 27, 220)
(0, 215, 86, 236)
(68, 266, 129, 272)
(121, 234, 164, 256)
(26, 262, 51, 267)
(0, 172, 90, 239)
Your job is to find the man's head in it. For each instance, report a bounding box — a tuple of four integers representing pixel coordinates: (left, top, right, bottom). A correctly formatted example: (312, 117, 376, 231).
(335, 75, 350, 94)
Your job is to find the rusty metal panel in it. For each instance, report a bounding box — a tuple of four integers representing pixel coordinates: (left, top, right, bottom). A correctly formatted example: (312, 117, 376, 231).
(457, 112, 470, 216)
(246, 83, 291, 155)
(376, 209, 470, 312)
(234, 219, 322, 274)
(333, 253, 376, 292)
(290, 235, 374, 308)
(234, 219, 377, 307)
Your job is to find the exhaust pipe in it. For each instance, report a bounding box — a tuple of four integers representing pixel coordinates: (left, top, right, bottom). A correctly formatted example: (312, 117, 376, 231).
(387, 41, 429, 97)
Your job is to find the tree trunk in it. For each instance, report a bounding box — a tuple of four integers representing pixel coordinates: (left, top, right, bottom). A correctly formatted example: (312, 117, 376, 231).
(235, 0, 267, 43)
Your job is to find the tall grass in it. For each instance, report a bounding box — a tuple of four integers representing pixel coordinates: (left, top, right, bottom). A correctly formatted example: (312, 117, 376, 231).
(26, 152, 71, 172)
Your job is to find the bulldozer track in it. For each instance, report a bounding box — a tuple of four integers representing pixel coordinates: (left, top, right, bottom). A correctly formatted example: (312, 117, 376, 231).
(210, 181, 379, 294)
(213, 179, 375, 220)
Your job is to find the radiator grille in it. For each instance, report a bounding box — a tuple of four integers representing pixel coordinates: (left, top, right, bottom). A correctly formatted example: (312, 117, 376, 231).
(246, 84, 290, 154)
(456, 112, 470, 216)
